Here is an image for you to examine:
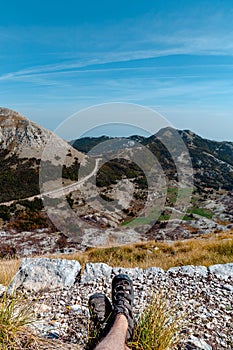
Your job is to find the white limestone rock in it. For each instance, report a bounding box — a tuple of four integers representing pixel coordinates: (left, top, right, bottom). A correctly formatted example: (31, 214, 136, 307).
(81, 262, 112, 284)
(112, 267, 144, 281)
(144, 266, 165, 276)
(184, 335, 212, 350)
(167, 265, 208, 277)
(8, 258, 81, 293)
(208, 263, 233, 279)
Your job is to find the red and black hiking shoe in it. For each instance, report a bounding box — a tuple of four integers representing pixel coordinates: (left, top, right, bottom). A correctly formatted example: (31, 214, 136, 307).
(112, 274, 134, 341)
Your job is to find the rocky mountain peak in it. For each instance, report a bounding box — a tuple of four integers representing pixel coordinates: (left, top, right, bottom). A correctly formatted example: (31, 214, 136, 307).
(0, 107, 26, 120)
(0, 107, 51, 157)
(179, 129, 195, 138)
(0, 107, 30, 128)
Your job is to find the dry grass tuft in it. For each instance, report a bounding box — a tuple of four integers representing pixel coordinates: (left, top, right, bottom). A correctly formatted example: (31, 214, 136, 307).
(0, 292, 81, 350)
(0, 260, 21, 286)
(0, 292, 38, 350)
(129, 290, 187, 350)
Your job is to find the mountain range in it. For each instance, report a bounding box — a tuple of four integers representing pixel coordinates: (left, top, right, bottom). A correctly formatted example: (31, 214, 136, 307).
(0, 107, 233, 256)
(71, 128, 233, 191)
(1, 106, 233, 194)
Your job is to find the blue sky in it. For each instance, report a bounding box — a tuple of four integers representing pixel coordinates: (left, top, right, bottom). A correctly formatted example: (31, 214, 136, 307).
(1, 0, 233, 140)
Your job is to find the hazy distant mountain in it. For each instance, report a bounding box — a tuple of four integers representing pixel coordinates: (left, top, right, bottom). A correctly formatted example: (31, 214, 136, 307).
(177, 129, 233, 190)
(71, 136, 111, 154)
(71, 128, 233, 191)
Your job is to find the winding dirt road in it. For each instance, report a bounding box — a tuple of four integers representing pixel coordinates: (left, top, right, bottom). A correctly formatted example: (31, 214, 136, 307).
(1, 158, 101, 206)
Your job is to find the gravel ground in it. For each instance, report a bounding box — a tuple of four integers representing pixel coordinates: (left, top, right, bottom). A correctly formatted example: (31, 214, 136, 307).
(27, 264, 233, 350)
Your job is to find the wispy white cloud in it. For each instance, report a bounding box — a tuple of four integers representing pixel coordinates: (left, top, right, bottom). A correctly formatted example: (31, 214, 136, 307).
(1, 41, 233, 86)
(1, 7, 233, 109)
(1, 3, 233, 83)
(0, 27, 233, 81)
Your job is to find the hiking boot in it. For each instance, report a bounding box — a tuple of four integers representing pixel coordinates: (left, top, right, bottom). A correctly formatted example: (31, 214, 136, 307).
(88, 293, 113, 349)
(112, 274, 134, 341)
(88, 292, 112, 324)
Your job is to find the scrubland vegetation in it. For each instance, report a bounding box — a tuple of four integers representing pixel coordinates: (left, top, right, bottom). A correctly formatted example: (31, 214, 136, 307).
(0, 230, 232, 287)
(51, 230, 233, 272)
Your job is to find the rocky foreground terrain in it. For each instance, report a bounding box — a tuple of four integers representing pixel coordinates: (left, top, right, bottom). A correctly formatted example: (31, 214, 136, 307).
(2, 258, 233, 350)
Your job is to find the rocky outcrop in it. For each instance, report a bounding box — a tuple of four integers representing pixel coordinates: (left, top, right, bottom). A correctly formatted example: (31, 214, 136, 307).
(80, 262, 112, 283)
(8, 258, 81, 293)
(167, 265, 208, 277)
(0, 107, 84, 161)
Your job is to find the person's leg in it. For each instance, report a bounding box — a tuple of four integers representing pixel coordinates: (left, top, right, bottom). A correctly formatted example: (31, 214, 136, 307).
(94, 314, 130, 350)
(111, 274, 134, 342)
(89, 274, 134, 350)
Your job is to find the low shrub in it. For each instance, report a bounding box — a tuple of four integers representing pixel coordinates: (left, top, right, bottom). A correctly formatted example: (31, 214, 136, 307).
(0, 245, 16, 259)
(8, 210, 49, 231)
(0, 206, 11, 222)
